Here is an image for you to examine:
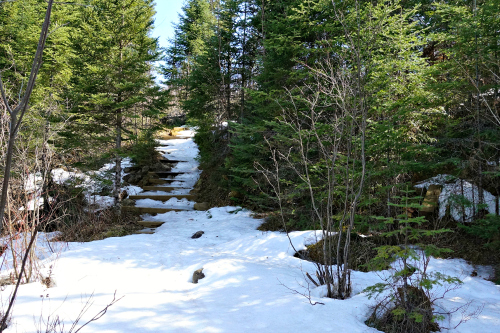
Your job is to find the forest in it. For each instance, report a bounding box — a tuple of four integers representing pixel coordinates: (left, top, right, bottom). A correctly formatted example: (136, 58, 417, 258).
(164, 0, 500, 331)
(0, 0, 499, 332)
(165, 0, 500, 224)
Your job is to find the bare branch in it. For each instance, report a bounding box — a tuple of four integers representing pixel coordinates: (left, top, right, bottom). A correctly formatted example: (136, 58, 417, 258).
(15, 0, 54, 127)
(0, 229, 38, 330)
(0, 0, 54, 235)
(0, 74, 13, 115)
(277, 278, 325, 306)
(71, 291, 123, 333)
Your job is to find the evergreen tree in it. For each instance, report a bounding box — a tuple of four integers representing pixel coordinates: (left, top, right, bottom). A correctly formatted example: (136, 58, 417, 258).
(162, 0, 215, 114)
(161, 0, 500, 234)
(0, 0, 79, 217)
(65, 0, 160, 202)
(430, 0, 500, 215)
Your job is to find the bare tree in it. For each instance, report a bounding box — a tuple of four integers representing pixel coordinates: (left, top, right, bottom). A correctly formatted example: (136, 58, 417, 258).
(0, 0, 55, 233)
(257, 40, 367, 300)
(0, 2, 55, 329)
(256, 0, 370, 300)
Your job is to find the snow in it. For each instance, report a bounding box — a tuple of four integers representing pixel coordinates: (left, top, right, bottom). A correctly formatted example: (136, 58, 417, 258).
(22, 158, 139, 212)
(135, 198, 195, 210)
(2, 132, 500, 332)
(123, 184, 143, 196)
(416, 174, 499, 222)
(0, 232, 66, 276)
(141, 189, 192, 195)
(24, 173, 43, 193)
(19, 197, 45, 211)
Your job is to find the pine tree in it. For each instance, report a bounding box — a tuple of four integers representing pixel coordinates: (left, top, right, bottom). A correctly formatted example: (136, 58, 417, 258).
(65, 0, 160, 202)
(430, 0, 500, 216)
(0, 0, 79, 222)
(162, 0, 215, 113)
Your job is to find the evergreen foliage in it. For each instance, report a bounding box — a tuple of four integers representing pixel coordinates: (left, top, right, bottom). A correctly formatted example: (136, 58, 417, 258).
(364, 187, 458, 333)
(1, 0, 167, 204)
(164, 0, 499, 230)
(0, 0, 498, 325)
(163, 1, 500, 310)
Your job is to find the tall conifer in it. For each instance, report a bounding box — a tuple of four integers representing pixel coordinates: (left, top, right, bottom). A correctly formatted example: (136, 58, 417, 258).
(67, 0, 160, 202)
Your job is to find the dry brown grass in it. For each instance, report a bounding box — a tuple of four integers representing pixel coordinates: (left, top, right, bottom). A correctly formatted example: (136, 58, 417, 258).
(55, 208, 142, 242)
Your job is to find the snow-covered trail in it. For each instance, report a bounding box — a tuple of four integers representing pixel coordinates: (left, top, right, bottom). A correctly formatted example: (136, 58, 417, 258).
(2, 130, 500, 332)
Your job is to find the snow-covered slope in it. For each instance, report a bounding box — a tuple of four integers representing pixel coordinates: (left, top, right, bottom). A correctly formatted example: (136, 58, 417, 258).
(2, 130, 500, 332)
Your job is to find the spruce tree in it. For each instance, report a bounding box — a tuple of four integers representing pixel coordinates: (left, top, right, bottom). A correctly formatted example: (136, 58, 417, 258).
(66, 0, 160, 202)
(162, 0, 215, 113)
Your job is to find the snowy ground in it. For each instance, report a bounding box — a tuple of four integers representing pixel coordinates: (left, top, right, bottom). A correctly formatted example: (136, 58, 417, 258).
(24, 156, 138, 212)
(2, 129, 500, 332)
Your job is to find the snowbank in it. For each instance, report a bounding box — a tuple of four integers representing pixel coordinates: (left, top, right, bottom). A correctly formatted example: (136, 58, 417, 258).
(416, 174, 499, 222)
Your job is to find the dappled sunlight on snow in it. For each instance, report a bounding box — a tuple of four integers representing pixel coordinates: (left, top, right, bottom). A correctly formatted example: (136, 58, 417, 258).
(5, 212, 498, 332)
(3, 132, 500, 333)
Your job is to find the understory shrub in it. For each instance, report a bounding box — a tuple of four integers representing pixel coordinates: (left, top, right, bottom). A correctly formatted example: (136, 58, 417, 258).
(459, 214, 500, 250)
(129, 130, 159, 168)
(56, 207, 141, 242)
(364, 187, 461, 333)
(42, 171, 141, 240)
(366, 285, 439, 333)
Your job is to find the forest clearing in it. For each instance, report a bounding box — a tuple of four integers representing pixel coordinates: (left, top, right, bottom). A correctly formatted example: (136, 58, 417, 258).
(1, 0, 500, 332)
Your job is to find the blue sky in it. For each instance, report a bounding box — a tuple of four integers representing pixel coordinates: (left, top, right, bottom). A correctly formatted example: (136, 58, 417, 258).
(152, 0, 185, 49)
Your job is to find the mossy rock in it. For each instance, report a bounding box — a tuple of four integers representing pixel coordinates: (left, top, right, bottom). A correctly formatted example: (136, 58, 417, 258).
(299, 233, 380, 272)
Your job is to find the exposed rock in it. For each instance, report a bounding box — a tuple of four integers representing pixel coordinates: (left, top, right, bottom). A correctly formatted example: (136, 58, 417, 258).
(191, 231, 204, 239)
(194, 202, 209, 211)
(153, 162, 166, 171)
(123, 174, 132, 182)
(142, 166, 150, 174)
(130, 174, 142, 185)
(139, 175, 152, 187)
(192, 268, 205, 284)
(138, 177, 147, 187)
(420, 184, 442, 215)
(123, 167, 134, 173)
